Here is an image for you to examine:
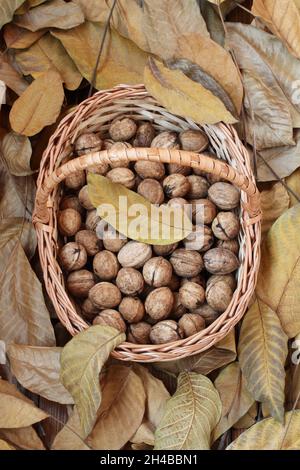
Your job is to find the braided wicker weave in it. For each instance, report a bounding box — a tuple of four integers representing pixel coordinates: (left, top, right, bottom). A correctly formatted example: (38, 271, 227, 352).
(33, 84, 261, 362)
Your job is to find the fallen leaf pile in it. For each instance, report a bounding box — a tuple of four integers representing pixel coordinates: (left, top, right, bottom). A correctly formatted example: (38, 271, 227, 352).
(0, 0, 300, 451)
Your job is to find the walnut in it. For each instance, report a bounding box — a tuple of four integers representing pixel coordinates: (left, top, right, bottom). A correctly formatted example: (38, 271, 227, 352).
(103, 228, 127, 252)
(85, 209, 101, 231)
(151, 131, 179, 149)
(168, 273, 181, 291)
(167, 163, 191, 176)
(217, 239, 239, 255)
(109, 117, 137, 141)
(153, 242, 178, 256)
(81, 298, 99, 320)
(178, 281, 205, 310)
(206, 279, 233, 313)
(208, 182, 240, 210)
(93, 309, 126, 333)
(74, 132, 102, 156)
(119, 297, 145, 323)
(60, 195, 85, 215)
(106, 168, 135, 189)
(78, 185, 94, 210)
(203, 248, 239, 274)
(212, 212, 240, 240)
(150, 320, 183, 344)
(191, 198, 217, 225)
(109, 141, 131, 168)
(183, 224, 214, 252)
(58, 209, 82, 236)
(67, 270, 95, 298)
(142, 256, 173, 287)
(58, 242, 87, 272)
(75, 229, 102, 256)
(171, 292, 187, 319)
(193, 304, 220, 326)
(65, 170, 86, 190)
(137, 179, 164, 204)
(118, 241, 152, 268)
(88, 282, 122, 308)
(170, 249, 203, 277)
(145, 287, 174, 321)
(116, 267, 144, 296)
(179, 129, 209, 152)
(178, 313, 205, 337)
(93, 250, 120, 281)
(167, 197, 191, 219)
(133, 122, 156, 147)
(180, 274, 206, 289)
(163, 174, 190, 198)
(134, 160, 165, 180)
(187, 175, 209, 199)
(127, 322, 151, 344)
(207, 274, 236, 291)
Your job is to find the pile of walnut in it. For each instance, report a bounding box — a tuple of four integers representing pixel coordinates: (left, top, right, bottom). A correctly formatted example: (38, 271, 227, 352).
(58, 117, 240, 345)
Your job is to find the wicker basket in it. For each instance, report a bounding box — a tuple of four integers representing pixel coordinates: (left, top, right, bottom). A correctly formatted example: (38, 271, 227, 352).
(33, 84, 261, 362)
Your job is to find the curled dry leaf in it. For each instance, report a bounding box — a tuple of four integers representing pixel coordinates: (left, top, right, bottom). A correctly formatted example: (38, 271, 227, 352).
(0, 379, 48, 428)
(0, 426, 45, 450)
(252, 0, 300, 59)
(0, 0, 26, 29)
(154, 372, 222, 450)
(227, 411, 300, 450)
(87, 365, 146, 450)
(14, 0, 85, 31)
(238, 298, 288, 422)
(144, 58, 237, 125)
(10, 70, 64, 136)
(1, 131, 34, 176)
(260, 181, 290, 236)
(3, 24, 45, 49)
(60, 325, 125, 437)
(7, 344, 74, 405)
(52, 21, 148, 90)
(15, 34, 82, 91)
(0, 53, 28, 96)
(213, 362, 254, 441)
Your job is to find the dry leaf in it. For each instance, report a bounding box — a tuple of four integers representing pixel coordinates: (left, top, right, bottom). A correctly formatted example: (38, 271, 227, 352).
(227, 411, 300, 449)
(260, 181, 290, 235)
(213, 362, 255, 441)
(0, 53, 29, 96)
(154, 329, 236, 376)
(52, 21, 148, 90)
(256, 205, 300, 337)
(238, 298, 288, 422)
(87, 173, 192, 245)
(198, 0, 224, 46)
(15, 0, 85, 31)
(0, 340, 6, 364)
(87, 365, 146, 450)
(7, 344, 74, 405)
(0, 426, 45, 450)
(3, 24, 45, 49)
(258, 130, 300, 182)
(286, 167, 300, 207)
(0, 0, 26, 29)
(0, 226, 55, 346)
(1, 131, 33, 176)
(0, 379, 48, 428)
(15, 33, 82, 90)
(233, 403, 258, 429)
(130, 421, 155, 446)
(51, 409, 90, 450)
(226, 23, 300, 146)
(144, 58, 237, 125)
(155, 372, 222, 450)
(60, 325, 125, 437)
(0, 218, 36, 259)
(73, 0, 108, 21)
(0, 163, 35, 218)
(10, 70, 64, 136)
(252, 0, 300, 59)
(0, 439, 14, 450)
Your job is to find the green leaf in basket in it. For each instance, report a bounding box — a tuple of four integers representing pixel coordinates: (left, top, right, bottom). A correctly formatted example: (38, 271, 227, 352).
(87, 173, 192, 245)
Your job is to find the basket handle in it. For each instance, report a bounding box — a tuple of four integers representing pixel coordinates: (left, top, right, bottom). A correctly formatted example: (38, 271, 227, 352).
(33, 147, 261, 225)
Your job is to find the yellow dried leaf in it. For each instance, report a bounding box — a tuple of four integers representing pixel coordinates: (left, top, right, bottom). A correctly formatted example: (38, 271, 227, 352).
(60, 325, 125, 437)
(15, 34, 82, 90)
(154, 372, 222, 450)
(227, 411, 300, 449)
(0, 439, 15, 450)
(1, 131, 33, 176)
(73, 0, 108, 21)
(252, 0, 300, 59)
(10, 70, 64, 136)
(52, 21, 148, 90)
(87, 173, 192, 245)
(144, 58, 237, 125)
(260, 182, 290, 236)
(0, 0, 26, 29)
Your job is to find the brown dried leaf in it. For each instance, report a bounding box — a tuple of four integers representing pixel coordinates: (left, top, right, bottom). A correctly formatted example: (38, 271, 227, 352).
(10, 70, 64, 136)
(0, 427, 45, 450)
(260, 182, 290, 236)
(1, 131, 33, 176)
(0, 0, 26, 29)
(7, 344, 74, 405)
(0, 218, 36, 259)
(15, 0, 85, 32)
(51, 409, 89, 450)
(52, 22, 148, 90)
(3, 24, 45, 49)
(0, 439, 15, 450)
(144, 58, 236, 125)
(73, 0, 108, 21)
(0, 53, 28, 96)
(286, 168, 300, 207)
(0, 379, 48, 428)
(213, 362, 255, 441)
(130, 421, 155, 446)
(233, 403, 258, 429)
(87, 365, 146, 450)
